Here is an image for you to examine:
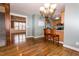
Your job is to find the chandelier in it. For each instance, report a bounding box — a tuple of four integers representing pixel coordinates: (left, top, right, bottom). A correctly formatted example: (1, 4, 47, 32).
(40, 3, 57, 18)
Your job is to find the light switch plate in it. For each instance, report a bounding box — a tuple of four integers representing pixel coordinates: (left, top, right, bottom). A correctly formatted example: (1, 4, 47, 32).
(76, 42, 79, 46)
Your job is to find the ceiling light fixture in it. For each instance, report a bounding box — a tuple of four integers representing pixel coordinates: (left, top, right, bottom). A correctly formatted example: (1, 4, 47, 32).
(40, 3, 57, 18)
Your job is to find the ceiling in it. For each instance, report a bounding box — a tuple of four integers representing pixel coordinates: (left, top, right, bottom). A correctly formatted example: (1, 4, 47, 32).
(10, 3, 65, 17)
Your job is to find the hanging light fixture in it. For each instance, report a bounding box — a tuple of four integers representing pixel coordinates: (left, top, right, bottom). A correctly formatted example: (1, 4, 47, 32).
(40, 3, 57, 28)
(40, 6, 45, 12)
(40, 3, 57, 17)
(44, 3, 50, 8)
(50, 4, 57, 9)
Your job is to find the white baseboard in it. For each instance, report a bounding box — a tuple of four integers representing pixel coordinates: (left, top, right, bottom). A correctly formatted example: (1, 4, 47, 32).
(34, 35, 44, 38)
(59, 41, 64, 44)
(63, 44, 79, 52)
(26, 35, 44, 38)
(54, 41, 79, 52)
(26, 36, 34, 38)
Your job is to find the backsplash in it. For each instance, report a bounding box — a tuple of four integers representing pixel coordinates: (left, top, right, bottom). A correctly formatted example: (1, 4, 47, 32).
(45, 18, 64, 30)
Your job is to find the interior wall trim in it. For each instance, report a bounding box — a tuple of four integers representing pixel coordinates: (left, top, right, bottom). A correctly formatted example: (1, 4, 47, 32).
(34, 35, 44, 38)
(26, 35, 44, 38)
(26, 36, 34, 38)
(10, 13, 27, 18)
(63, 44, 79, 52)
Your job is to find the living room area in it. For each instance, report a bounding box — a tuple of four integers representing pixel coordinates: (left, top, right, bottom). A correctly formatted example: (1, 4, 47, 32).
(0, 3, 79, 56)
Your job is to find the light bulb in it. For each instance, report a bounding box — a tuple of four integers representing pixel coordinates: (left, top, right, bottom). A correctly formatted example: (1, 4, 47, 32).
(51, 4, 57, 9)
(50, 9, 54, 13)
(44, 10, 47, 16)
(40, 7, 44, 12)
(44, 3, 50, 8)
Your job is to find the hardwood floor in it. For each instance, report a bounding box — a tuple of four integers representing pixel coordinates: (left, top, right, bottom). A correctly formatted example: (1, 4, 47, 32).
(0, 38, 79, 56)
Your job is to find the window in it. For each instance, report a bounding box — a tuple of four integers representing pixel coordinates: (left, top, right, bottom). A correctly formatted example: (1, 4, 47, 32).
(19, 22, 23, 30)
(14, 34, 26, 44)
(14, 22, 26, 30)
(14, 22, 19, 30)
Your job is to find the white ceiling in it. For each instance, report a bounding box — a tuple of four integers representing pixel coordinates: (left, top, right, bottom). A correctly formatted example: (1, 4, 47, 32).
(10, 3, 65, 16)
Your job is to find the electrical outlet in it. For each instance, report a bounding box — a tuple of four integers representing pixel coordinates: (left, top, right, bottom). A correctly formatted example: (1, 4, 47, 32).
(76, 42, 79, 46)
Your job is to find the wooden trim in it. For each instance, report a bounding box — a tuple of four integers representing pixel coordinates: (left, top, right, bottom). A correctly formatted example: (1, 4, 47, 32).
(5, 4, 11, 45)
(11, 14, 26, 44)
(0, 3, 11, 46)
(11, 15, 26, 22)
(11, 30, 26, 34)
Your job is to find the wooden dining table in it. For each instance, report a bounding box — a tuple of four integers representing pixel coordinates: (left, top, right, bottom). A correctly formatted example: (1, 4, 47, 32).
(44, 28, 59, 45)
